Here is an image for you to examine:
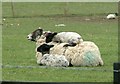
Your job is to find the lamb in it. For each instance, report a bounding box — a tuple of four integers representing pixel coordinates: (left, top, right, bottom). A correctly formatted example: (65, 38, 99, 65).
(106, 13, 118, 19)
(37, 54, 69, 67)
(27, 28, 83, 47)
(45, 32, 83, 47)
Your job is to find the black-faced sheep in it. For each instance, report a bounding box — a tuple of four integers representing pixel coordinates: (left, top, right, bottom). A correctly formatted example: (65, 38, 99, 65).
(49, 41, 104, 66)
(36, 43, 69, 67)
(27, 28, 103, 67)
(36, 38, 104, 67)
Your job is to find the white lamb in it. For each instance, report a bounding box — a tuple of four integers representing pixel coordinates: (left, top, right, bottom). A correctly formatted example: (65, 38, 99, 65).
(106, 13, 118, 19)
(27, 28, 83, 47)
(45, 32, 83, 47)
(54, 32, 83, 43)
(36, 53, 69, 67)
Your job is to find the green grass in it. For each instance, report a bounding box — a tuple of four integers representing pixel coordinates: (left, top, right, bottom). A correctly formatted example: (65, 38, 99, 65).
(2, 67, 113, 82)
(3, 2, 118, 17)
(2, 2, 118, 82)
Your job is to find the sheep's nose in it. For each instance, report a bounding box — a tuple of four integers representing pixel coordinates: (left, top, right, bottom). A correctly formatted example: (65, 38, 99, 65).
(27, 36, 31, 40)
(27, 36, 29, 38)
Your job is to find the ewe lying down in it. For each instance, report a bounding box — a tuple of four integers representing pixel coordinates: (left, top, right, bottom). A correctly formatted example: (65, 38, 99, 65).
(27, 28, 104, 67)
(36, 40, 104, 67)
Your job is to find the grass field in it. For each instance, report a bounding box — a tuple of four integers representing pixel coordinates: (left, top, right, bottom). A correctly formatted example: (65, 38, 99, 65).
(2, 2, 118, 82)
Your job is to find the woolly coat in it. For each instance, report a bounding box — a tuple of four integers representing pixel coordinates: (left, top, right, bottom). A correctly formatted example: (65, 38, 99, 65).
(36, 38, 104, 66)
(49, 41, 103, 66)
(38, 54, 69, 67)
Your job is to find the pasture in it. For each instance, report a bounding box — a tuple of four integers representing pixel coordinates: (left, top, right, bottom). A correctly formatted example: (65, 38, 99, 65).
(2, 2, 118, 82)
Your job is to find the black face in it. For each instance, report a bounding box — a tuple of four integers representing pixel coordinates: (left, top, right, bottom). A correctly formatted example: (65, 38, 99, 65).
(45, 32, 57, 43)
(115, 13, 118, 16)
(37, 44, 54, 55)
(27, 28, 43, 42)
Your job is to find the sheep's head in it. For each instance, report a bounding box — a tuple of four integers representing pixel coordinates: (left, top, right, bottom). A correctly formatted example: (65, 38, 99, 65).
(45, 32, 57, 43)
(27, 28, 43, 42)
(37, 44, 54, 55)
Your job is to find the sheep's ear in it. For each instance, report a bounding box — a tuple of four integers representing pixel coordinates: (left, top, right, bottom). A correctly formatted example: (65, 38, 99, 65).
(38, 28, 43, 31)
(115, 13, 118, 16)
(45, 32, 52, 37)
(53, 32, 57, 35)
(49, 45, 54, 48)
(38, 28, 43, 34)
(38, 27, 42, 29)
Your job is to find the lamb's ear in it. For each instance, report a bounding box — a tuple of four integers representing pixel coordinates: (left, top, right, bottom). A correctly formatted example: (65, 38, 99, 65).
(45, 32, 57, 43)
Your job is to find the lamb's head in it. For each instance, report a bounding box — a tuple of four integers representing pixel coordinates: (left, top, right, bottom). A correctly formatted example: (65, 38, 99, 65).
(115, 13, 118, 16)
(27, 28, 43, 42)
(45, 32, 57, 43)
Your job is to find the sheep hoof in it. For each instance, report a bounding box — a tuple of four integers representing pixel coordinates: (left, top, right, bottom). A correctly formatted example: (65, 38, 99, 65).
(69, 63, 73, 67)
(38, 63, 43, 66)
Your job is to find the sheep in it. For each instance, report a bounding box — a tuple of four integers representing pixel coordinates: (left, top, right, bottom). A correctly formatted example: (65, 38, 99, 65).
(37, 54, 69, 67)
(37, 42, 67, 56)
(36, 37, 104, 67)
(49, 41, 104, 67)
(106, 13, 118, 19)
(65, 41, 104, 66)
(45, 32, 83, 47)
(28, 28, 103, 67)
